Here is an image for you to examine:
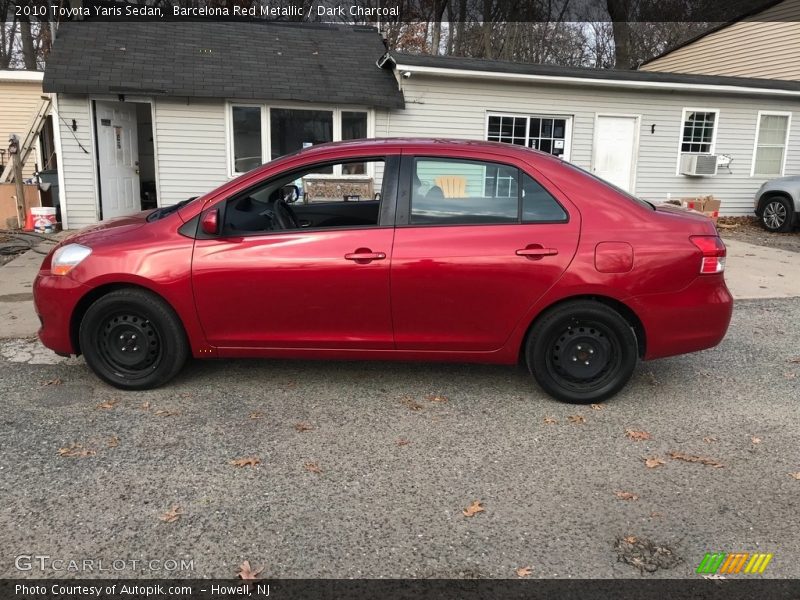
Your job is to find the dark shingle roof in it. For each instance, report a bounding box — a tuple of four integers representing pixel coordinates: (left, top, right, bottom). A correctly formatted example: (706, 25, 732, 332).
(391, 51, 800, 93)
(43, 22, 404, 108)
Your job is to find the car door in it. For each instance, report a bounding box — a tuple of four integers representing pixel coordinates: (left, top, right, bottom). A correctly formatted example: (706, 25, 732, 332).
(390, 154, 580, 352)
(191, 156, 399, 351)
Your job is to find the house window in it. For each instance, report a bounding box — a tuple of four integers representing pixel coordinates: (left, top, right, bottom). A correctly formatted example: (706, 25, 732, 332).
(752, 112, 791, 177)
(681, 109, 718, 154)
(231, 105, 263, 173)
(228, 105, 371, 176)
(270, 108, 333, 160)
(487, 113, 571, 159)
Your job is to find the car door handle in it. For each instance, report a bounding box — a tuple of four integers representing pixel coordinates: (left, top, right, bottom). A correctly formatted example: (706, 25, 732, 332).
(516, 246, 558, 260)
(344, 250, 386, 262)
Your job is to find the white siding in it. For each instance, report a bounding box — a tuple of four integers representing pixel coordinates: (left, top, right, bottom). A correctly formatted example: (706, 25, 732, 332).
(388, 75, 800, 215)
(152, 98, 229, 207)
(55, 94, 98, 228)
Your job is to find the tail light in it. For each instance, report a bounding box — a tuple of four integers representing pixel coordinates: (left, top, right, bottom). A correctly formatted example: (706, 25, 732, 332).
(690, 235, 726, 274)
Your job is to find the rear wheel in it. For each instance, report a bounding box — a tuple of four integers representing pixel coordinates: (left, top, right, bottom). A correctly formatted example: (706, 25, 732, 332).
(525, 300, 638, 404)
(760, 196, 794, 233)
(79, 288, 188, 390)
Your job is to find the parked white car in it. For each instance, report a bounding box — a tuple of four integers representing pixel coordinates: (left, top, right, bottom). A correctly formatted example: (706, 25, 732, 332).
(754, 176, 800, 232)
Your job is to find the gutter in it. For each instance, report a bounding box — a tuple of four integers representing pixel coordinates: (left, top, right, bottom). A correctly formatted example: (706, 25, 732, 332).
(394, 63, 800, 98)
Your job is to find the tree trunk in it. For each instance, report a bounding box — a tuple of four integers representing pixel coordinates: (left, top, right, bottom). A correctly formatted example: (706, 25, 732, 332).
(606, 0, 633, 68)
(19, 17, 37, 70)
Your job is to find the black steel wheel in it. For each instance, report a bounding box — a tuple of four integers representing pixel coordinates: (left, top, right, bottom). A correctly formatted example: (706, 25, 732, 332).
(526, 300, 638, 404)
(79, 288, 188, 390)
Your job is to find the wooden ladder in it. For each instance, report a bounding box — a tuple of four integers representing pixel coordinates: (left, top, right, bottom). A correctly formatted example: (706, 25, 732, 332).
(1, 95, 52, 183)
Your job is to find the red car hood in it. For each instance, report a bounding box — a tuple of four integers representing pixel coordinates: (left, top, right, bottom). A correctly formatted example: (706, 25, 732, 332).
(62, 211, 151, 246)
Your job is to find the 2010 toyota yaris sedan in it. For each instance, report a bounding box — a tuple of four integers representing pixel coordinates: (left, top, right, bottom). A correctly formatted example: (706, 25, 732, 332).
(33, 139, 733, 403)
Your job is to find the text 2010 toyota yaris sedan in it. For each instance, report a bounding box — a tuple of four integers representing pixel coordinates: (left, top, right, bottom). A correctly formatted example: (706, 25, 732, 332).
(34, 139, 733, 403)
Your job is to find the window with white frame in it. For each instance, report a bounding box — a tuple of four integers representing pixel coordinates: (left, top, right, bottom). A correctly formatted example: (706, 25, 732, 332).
(228, 105, 369, 175)
(681, 109, 717, 154)
(486, 113, 571, 159)
(752, 112, 791, 177)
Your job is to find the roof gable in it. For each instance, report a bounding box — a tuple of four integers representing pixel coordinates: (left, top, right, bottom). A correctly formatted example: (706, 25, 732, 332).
(43, 21, 404, 109)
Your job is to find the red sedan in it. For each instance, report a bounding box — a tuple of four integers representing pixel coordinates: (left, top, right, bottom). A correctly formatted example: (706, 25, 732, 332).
(33, 139, 732, 403)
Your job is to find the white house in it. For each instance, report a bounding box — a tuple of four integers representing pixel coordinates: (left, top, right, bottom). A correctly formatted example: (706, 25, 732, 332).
(44, 21, 800, 227)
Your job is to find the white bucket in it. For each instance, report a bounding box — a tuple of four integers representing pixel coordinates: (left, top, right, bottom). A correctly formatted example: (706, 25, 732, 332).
(31, 206, 57, 234)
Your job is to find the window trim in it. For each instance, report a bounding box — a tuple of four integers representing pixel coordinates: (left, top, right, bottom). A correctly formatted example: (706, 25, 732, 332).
(396, 155, 569, 228)
(750, 110, 792, 178)
(485, 111, 573, 161)
(675, 107, 720, 175)
(225, 101, 374, 178)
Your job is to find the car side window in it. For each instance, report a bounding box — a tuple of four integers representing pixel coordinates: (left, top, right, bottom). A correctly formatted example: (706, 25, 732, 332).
(222, 159, 386, 235)
(410, 158, 519, 225)
(521, 173, 567, 223)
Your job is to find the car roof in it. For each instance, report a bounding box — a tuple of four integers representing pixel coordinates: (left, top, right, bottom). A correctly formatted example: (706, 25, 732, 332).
(292, 137, 562, 165)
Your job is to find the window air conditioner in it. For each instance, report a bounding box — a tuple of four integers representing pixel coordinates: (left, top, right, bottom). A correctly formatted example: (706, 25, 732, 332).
(680, 154, 718, 176)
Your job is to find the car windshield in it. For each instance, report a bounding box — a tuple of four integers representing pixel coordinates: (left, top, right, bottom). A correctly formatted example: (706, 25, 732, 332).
(146, 197, 196, 222)
(563, 162, 655, 210)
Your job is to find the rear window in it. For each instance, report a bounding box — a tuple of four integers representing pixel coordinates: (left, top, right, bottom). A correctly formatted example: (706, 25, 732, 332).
(563, 162, 654, 210)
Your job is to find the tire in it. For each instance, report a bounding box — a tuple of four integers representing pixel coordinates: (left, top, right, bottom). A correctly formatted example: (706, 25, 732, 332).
(525, 300, 638, 404)
(760, 196, 794, 233)
(79, 288, 188, 390)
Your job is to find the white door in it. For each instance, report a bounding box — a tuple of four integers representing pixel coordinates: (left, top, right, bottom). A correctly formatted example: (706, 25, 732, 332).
(593, 115, 639, 192)
(95, 101, 140, 220)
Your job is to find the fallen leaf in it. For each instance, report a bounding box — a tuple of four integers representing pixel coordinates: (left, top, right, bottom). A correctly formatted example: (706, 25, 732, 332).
(236, 560, 263, 580)
(567, 415, 586, 424)
(543, 417, 558, 425)
(515, 566, 532, 577)
(154, 409, 180, 417)
(788, 357, 800, 364)
(57, 443, 95, 458)
(784, 372, 797, 380)
(668, 451, 723, 468)
(106, 436, 119, 448)
(140, 401, 151, 411)
(395, 438, 411, 446)
(303, 461, 322, 474)
(626, 429, 651, 441)
(40, 378, 62, 387)
(615, 491, 639, 501)
(399, 396, 424, 411)
(230, 457, 261, 468)
(623, 535, 638, 544)
(645, 372, 659, 386)
(462, 500, 485, 517)
(294, 422, 314, 432)
(650, 511, 662, 518)
(644, 457, 665, 469)
(590, 404, 604, 411)
(249, 412, 264, 420)
(159, 505, 183, 523)
(703, 436, 718, 443)
(425, 394, 449, 403)
(789, 472, 800, 480)
(97, 399, 118, 410)
(750, 436, 762, 445)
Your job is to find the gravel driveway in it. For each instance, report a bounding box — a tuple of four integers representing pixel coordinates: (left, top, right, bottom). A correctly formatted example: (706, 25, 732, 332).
(1, 298, 798, 579)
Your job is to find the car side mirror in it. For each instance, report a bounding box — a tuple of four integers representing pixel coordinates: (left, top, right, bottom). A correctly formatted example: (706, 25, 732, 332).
(200, 209, 219, 235)
(282, 184, 300, 204)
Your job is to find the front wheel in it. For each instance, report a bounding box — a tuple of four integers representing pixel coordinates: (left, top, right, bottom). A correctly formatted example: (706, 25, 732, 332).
(79, 288, 188, 390)
(525, 300, 638, 404)
(760, 196, 794, 233)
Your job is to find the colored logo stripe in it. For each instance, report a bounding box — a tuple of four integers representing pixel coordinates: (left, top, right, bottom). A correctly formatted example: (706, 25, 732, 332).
(697, 552, 773, 574)
(744, 553, 773, 574)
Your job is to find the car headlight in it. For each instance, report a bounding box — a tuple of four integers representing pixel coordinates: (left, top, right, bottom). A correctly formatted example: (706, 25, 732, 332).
(51, 244, 92, 276)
